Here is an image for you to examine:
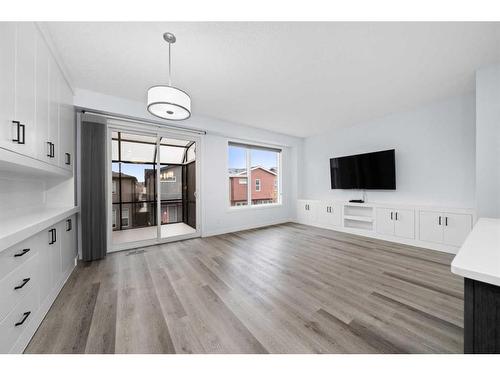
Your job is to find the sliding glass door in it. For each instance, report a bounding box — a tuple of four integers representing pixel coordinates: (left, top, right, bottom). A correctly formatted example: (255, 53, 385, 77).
(109, 127, 199, 250)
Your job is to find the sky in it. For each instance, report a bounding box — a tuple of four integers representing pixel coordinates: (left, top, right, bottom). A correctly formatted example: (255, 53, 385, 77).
(228, 147, 278, 170)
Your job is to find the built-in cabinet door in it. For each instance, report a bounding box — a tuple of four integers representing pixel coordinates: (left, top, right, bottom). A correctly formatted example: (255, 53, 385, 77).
(35, 32, 50, 163)
(443, 213, 472, 247)
(0, 23, 17, 153)
(297, 200, 317, 223)
(317, 202, 341, 227)
(394, 209, 415, 239)
(58, 81, 74, 170)
(14, 22, 37, 157)
(419, 211, 444, 244)
(61, 216, 76, 275)
(37, 230, 51, 302)
(47, 56, 60, 166)
(376, 208, 394, 236)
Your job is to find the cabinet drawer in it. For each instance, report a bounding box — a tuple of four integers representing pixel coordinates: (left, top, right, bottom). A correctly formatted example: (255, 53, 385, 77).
(0, 254, 39, 322)
(0, 288, 38, 353)
(0, 235, 39, 281)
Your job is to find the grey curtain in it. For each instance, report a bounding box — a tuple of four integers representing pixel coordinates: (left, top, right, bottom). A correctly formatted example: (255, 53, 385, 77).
(81, 121, 107, 261)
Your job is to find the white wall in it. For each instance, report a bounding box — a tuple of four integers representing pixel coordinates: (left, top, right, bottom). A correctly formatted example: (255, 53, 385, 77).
(74, 89, 302, 237)
(301, 93, 476, 208)
(475, 65, 500, 218)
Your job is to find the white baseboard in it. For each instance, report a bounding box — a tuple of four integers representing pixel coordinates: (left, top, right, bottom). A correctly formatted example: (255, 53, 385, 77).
(202, 218, 294, 237)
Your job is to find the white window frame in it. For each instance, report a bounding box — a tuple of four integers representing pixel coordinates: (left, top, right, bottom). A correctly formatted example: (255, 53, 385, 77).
(255, 178, 261, 192)
(227, 141, 282, 210)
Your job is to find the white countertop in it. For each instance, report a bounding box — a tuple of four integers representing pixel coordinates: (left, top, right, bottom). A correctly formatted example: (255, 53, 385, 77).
(451, 218, 500, 286)
(0, 206, 79, 253)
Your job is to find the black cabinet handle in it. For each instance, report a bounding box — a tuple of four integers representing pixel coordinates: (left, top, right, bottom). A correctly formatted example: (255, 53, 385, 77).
(66, 219, 72, 231)
(438, 216, 442, 226)
(47, 141, 52, 157)
(65, 152, 71, 165)
(390, 212, 393, 220)
(445, 217, 448, 226)
(14, 278, 30, 290)
(12, 121, 20, 143)
(51, 143, 55, 158)
(14, 248, 30, 257)
(15, 311, 31, 326)
(49, 228, 57, 244)
(395, 212, 398, 221)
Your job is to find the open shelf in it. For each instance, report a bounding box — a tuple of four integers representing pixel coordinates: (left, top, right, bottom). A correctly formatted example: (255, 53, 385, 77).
(343, 214, 374, 222)
(0, 147, 72, 181)
(0, 205, 79, 252)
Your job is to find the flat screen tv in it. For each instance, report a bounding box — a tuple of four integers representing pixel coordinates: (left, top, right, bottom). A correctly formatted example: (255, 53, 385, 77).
(330, 149, 396, 190)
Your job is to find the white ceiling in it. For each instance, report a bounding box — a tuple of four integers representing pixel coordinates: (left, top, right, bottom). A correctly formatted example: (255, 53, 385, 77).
(45, 22, 500, 137)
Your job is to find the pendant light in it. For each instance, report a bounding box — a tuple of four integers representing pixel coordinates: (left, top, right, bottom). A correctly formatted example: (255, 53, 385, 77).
(147, 32, 191, 120)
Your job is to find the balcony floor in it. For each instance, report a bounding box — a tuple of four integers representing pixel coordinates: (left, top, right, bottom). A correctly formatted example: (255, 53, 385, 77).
(112, 222, 196, 245)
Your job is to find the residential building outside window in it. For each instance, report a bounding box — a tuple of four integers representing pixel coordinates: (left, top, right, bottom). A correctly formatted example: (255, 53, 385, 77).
(228, 142, 281, 207)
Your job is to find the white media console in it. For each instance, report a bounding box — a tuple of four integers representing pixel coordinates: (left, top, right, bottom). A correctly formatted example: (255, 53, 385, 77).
(296, 199, 476, 254)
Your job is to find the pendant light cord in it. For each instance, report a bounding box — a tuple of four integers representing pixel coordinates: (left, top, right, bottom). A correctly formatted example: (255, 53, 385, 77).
(168, 42, 172, 86)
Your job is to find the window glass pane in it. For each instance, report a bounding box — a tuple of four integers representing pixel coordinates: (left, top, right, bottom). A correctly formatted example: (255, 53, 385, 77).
(228, 145, 248, 206)
(159, 165, 182, 200)
(160, 138, 191, 147)
(112, 139, 119, 160)
(161, 201, 183, 224)
(120, 140, 156, 163)
(250, 149, 279, 205)
(118, 163, 156, 202)
(160, 145, 186, 164)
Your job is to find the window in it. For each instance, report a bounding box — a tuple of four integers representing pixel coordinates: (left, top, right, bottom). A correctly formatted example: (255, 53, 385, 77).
(255, 178, 261, 192)
(161, 170, 176, 182)
(228, 142, 281, 207)
(121, 208, 130, 228)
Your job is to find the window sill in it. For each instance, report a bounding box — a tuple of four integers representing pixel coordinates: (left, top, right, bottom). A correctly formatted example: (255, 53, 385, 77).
(227, 203, 283, 213)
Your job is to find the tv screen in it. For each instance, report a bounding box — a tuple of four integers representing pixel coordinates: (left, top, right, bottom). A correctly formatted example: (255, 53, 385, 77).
(330, 149, 396, 190)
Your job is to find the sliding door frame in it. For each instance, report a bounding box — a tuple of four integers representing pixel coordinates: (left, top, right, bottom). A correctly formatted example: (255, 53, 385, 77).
(106, 121, 202, 253)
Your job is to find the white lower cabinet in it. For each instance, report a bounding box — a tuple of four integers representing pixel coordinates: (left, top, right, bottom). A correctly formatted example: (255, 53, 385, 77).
(419, 211, 472, 247)
(0, 214, 77, 353)
(376, 208, 415, 239)
(317, 201, 342, 228)
(297, 200, 318, 223)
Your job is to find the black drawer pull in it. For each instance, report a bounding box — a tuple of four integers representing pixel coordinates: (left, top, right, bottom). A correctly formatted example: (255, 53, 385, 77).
(65, 152, 71, 165)
(15, 311, 31, 326)
(49, 228, 57, 244)
(14, 278, 30, 290)
(14, 248, 30, 257)
(66, 219, 72, 231)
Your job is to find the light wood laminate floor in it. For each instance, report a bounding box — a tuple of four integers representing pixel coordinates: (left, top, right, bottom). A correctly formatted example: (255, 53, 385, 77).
(25, 223, 464, 354)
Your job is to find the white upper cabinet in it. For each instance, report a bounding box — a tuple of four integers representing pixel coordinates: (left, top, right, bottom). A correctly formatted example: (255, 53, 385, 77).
(14, 23, 37, 157)
(0, 22, 74, 170)
(58, 80, 74, 170)
(47, 55, 60, 166)
(0, 23, 17, 153)
(35, 31, 50, 163)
